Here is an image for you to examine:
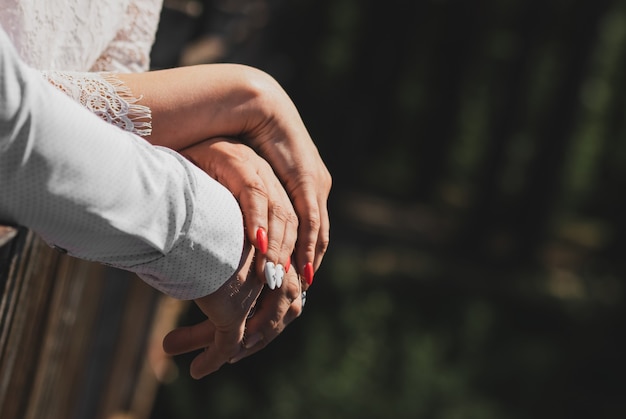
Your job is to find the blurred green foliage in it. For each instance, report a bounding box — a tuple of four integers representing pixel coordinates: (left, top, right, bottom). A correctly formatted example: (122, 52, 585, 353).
(151, 0, 626, 417)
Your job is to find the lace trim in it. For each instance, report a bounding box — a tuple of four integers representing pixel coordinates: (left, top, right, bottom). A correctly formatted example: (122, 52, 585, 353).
(41, 70, 152, 137)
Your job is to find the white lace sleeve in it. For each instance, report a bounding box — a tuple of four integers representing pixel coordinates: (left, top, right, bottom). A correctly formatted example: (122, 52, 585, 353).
(41, 70, 152, 137)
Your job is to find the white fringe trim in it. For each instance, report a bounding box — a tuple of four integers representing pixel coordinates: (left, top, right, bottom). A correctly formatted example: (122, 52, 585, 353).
(101, 72, 152, 137)
(42, 70, 153, 137)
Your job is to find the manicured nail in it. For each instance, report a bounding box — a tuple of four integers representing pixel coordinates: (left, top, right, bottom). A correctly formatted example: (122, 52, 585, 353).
(303, 262, 314, 286)
(229, 350, 247, 364)
(275, 264, 285, 288)
(264, 261, 276, 289)
(244, 333, 263, 349)
(229, 354, 243, 364)
(285, 256, 291, 273)
(256, 227, 268, 254)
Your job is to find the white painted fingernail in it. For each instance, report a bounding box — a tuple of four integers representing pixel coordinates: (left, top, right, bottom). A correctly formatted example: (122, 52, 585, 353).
(264, 261, 276, 289)
(275, 264, 285, 288)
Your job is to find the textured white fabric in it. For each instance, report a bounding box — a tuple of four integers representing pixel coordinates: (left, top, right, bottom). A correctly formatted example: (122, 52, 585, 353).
(42, 71, 152, 136)
(0, 0, 162, 72)
(0, 2, 246, 299)
(0, 0, 160, 135)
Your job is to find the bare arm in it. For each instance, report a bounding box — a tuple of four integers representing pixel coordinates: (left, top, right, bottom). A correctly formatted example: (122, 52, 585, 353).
(118, 64, 331, 284)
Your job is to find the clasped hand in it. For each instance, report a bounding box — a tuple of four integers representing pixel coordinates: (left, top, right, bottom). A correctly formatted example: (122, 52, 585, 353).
(162, 243, 306, 378)
(165, 138, 308, 377)
(117, 65, 331, 378)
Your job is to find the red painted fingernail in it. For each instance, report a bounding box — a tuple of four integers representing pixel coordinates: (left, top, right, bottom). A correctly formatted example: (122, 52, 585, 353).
(303, 262, 314, 286)
(256, 228, 268, 254)
(285, 256, 291, 273)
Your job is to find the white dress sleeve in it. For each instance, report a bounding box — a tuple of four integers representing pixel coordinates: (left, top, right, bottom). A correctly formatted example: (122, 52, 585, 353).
(91, 0, 164, 73)
(41, 70, 152, 137)
(0, 26, 244, 300)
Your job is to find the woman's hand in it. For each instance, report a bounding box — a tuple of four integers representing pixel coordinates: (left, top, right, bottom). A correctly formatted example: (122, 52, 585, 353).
(181, 137, 297, 283)
(118, 65, 331, 285)
(234, 68, 332, 287)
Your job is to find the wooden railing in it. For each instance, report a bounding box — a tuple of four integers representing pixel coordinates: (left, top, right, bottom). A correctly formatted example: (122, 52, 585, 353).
(0, 226, 184, 419)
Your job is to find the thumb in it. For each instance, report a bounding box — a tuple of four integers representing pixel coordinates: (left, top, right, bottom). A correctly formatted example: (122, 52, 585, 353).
(189, 321, 245, 379)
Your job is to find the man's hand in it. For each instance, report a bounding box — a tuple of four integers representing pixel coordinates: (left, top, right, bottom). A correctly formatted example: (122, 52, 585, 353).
(162, 245, 262, 378)
(162, 248, 306, 378)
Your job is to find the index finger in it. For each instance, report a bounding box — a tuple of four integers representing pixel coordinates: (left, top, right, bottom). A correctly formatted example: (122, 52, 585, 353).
(314, 192, 330, 271)
(290, 175, 329, 287)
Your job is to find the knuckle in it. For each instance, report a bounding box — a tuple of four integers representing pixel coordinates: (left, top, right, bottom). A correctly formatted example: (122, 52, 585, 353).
(270, 203, 291, 222)
(286, 281, 300, 303)
(289, 302, 303, 318)
(317, 237, 330, 255)
(304, 240, 317, 255)
(286, 168, 315, 188)
(266, 242, 281, 256)
(266, 237, 282, 256)
(304, 213, 321, 232)
(281, 242, 296, 260)
(322, 168, 332, 191)
(286, 211, 299, 226)
(262, 319, 282, 338)
(244, 180, 269, 199)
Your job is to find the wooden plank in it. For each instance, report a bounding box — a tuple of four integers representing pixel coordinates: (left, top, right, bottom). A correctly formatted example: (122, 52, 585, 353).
(24, 253, 107, 419)
(0, 229, 60, 419)
(0, 227, 180, 419)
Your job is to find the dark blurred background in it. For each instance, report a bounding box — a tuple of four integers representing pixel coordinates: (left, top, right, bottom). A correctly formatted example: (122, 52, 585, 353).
(149, 0, 626, 418)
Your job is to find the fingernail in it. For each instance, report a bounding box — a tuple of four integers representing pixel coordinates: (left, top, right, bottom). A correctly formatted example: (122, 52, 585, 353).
(229, 355, 241, 364)
(303, 262, 314, 286)
(229, 351, 246, 364)
(264, 261, 276, 289)
(256, 227, 268, 254)
(244, 333, 263, 349)
(285, 256, 291, 273)
(275, 264, 285, 288)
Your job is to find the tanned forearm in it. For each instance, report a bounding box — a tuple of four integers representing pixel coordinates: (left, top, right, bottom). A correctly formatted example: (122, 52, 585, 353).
(116, 64, 279, 150)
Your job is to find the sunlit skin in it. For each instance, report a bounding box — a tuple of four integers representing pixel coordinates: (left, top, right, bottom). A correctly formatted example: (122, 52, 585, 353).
(113, 65, 330, 377)
(117, 64, 331, 281)
(162, 244, 305, 378)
